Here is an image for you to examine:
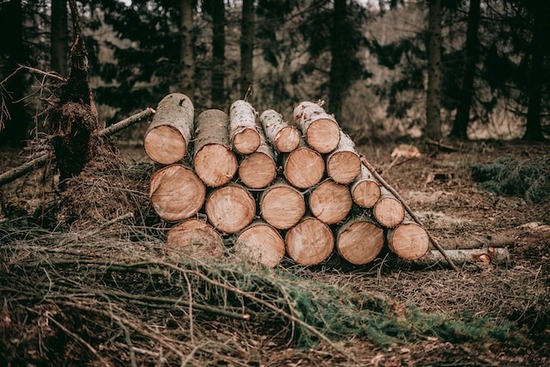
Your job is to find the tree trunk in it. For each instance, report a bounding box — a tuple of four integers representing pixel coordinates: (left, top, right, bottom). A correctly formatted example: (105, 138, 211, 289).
(149, 164, 206, 222)
(326, 130, 361, 184)
(259, 180, 306, 230)
(229, 100, 260, 154)
(283, 141, 325, 189)
(144, 93, 194, 165)
(293, 101, 340, 153)
(166, 218, 224, 258)
(373, 187, 405, 228)
(51, 0, 68, 75)
(260, 109, 300, 153)
(211, 0, 226, 109)
(350, 164, 381, 208)
(425, 0, 442, 140)
(238, 128, 276, 189)
(205, 183, 256, 234)
(523, 2, 547, 141)
(235, 221, 285, 267)
(336, 216, 384, 265)
(387, 221, 429, 260)
(193, 109, 237, 187)
(285, 217, 334, 266)
(451, 0, 480, 140)
(328, 0, 346, 119)
(409, 247, 510, 267)
(309, 179, 352, 224)
(240, 0, 254, 98)
(179, 0, 194, 97)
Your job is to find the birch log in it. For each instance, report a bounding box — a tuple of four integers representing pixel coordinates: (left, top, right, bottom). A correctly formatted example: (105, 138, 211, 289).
(235, 221, 285, 267)
(293, 101, 340, 153)
(285, 217, 334, 266)
(326, 130, 361, 184)
(336, 217, 384, 265)
(229, 100, 261, 154)
(373, 187, 405, 228)
(238, 127, 277, 189)
(144, 93, 194, 165)
(193, 109, 238, 187)
(410, 247, 510, 266)
(283, 141, 325, 189)
(387, 221, 429, 260)
(309, 180, 352, 224)
(149, 164, 205, 222)
(350, 164, 381, 208)
(260, 109, 300, 152)
(205, 183, 256, 234)
(260, 180, 306, 230)
(166, 219, 225, 258)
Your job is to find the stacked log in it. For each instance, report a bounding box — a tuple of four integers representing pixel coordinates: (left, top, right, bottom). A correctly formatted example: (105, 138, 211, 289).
(146, 96, 431, 268)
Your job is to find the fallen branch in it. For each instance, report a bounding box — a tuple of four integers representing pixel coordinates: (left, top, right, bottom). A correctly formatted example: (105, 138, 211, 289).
(0, 107, 155, 187)
(360, 156, 461, 273)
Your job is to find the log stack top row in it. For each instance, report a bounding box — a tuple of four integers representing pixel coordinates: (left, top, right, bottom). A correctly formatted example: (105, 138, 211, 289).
(144, 93, 429, 268)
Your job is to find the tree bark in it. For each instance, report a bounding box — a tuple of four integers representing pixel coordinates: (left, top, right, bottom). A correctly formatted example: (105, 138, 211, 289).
(205, 183, 256, 234)
(350, 164, 381, 208)
(179, 0, 194, 98)
(144, 93, 194, 165)
(193, 109, 237, 187)
(260, 109, 300, 153)
(51, 0, 68, 76)
(283, 141, 325, 189)
(229, 100, 260, 154)
(336, 216, 384, 265)
(451, 0, 480, 140)
(240, 0, 254, 98)
(259, 180, 306, 230)
(211, 0, 226, 109)
(309, 179, 352, 224)
(293, 101, 340, 153)
(373, 187, 405, 228)
(149, 164, 206, 222)
(238, 127, 276, 189)
(235, 221, 285, 267)
(326, 130, 361, 184)
(285, 217, 334, 266)
(166, 218, 224, 258)
(425, 0, 442, 140)
(387, 220, 429, 260)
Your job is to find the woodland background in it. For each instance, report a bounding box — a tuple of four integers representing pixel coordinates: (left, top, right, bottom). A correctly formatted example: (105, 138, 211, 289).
(0, 0, 549, 146)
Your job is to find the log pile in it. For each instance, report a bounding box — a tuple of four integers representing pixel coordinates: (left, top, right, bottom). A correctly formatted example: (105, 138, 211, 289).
(146, 94, 430, 267)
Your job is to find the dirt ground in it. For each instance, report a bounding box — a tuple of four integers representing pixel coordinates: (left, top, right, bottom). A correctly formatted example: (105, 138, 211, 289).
(0, 138, 549, 366)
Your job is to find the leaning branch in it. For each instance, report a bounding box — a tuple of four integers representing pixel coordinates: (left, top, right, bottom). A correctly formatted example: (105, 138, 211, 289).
(0, 107, 155, 187)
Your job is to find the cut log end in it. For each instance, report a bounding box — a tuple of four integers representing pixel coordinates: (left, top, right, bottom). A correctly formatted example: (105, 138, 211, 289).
(284, 147, 325, 189)
(309, 180, 352, 224)
(373, 197, 405, 228)
(233, 128, 261, 154)
(149, 164, 205, 222)
(144, 125, 187, 165)
(166, 219, 225, 259)
(239, 152, 277, 189)
(306, 119, 340, 153)
(205, 184, 256, 234)
(337, 220, 384, 265)
(275, 126, 301, 152)
(351, 180, 381, 208)
(235, 222, 285, 267)
(388, 222, 429, 260)
(285, 217, 334, 266)
(260, 183, 306, 229)
(194, 144, 238, 187)
(327, 151, 361, 184)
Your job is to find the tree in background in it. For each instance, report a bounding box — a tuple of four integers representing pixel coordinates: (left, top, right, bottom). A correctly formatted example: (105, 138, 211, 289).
(51, 0, 69, 76)
(425, 0, 442, 139)
(210, 0, 226, 109)
(240, 0, 254, 99)
(179, 0, 194, 99)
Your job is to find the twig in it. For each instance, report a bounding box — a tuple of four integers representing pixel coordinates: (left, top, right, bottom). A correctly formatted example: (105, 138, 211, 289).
(0, 107, 155, 187)
(360, 156, 461, 273)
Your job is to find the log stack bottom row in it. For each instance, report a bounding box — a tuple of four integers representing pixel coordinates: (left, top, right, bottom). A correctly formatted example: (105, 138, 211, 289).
(146, 94, 429, 267)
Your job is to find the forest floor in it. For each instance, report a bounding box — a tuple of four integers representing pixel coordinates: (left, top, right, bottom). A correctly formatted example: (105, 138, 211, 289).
(0, 138, 549, 366)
